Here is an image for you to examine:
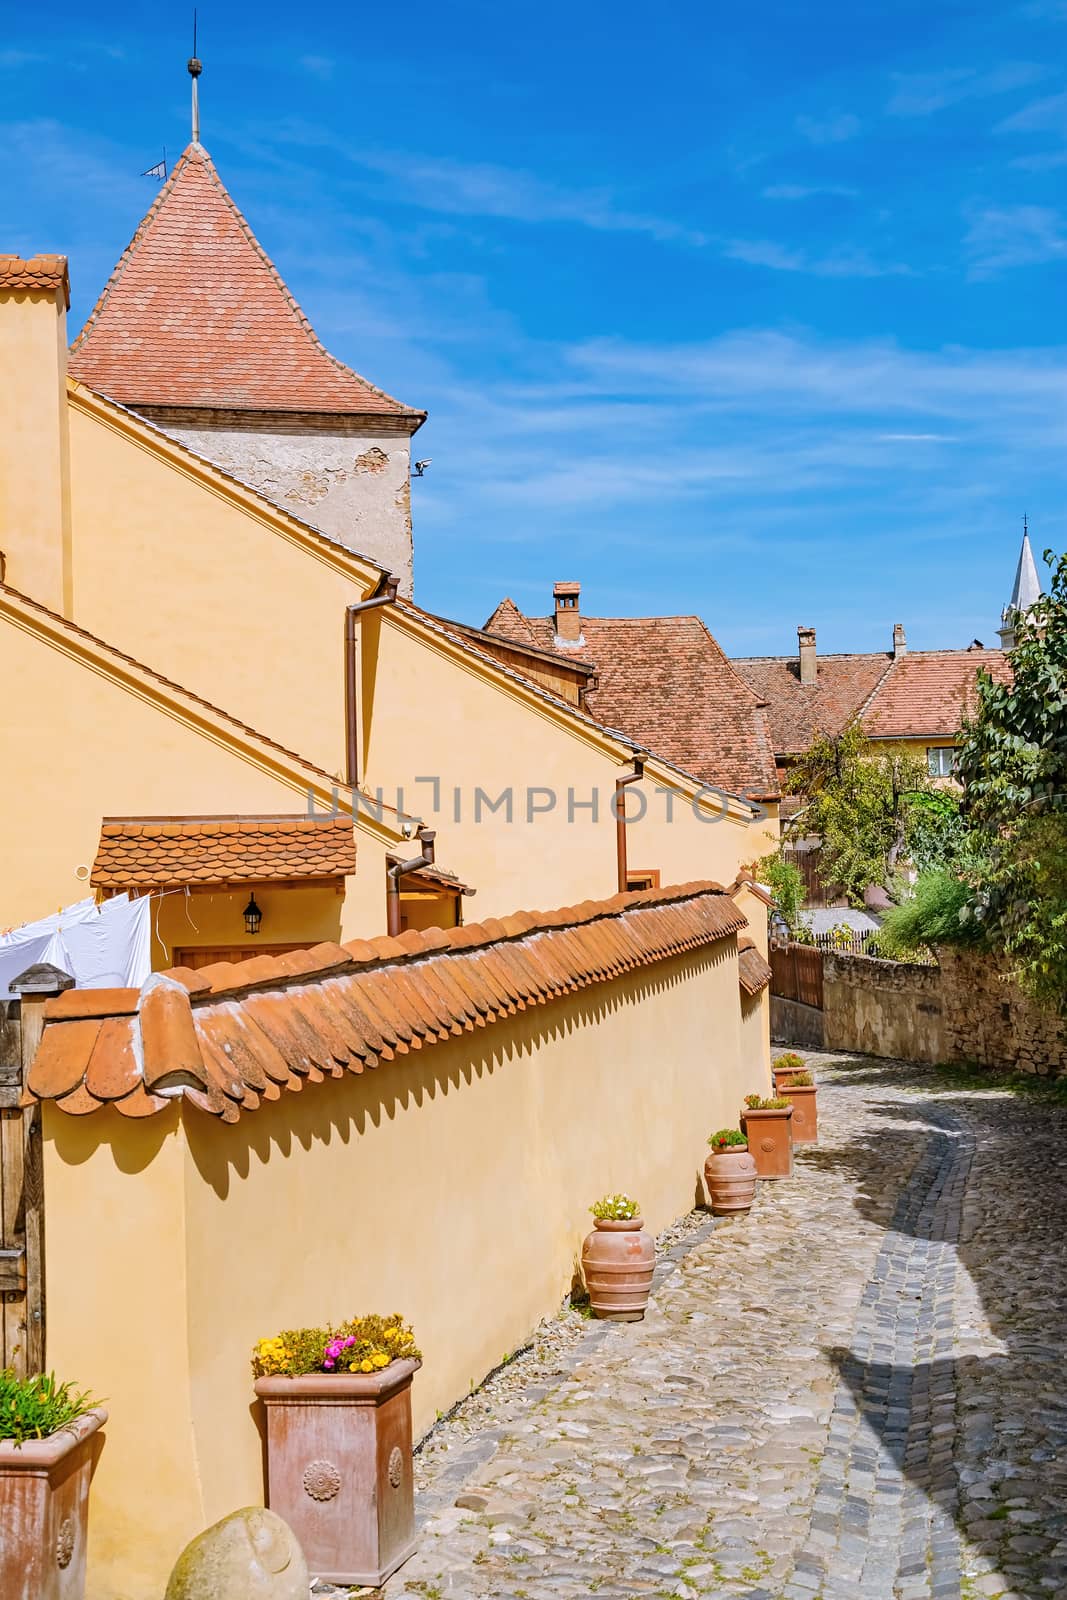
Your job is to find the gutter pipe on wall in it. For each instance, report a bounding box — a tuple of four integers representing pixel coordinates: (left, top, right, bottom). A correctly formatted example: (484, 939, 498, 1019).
(345, 575, 399, 787)
(387, 828, 436, 938)
(615, 750, 648, 893)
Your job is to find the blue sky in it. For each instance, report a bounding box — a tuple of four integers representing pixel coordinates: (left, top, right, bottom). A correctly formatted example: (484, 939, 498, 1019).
(2, 0, 1064, 653)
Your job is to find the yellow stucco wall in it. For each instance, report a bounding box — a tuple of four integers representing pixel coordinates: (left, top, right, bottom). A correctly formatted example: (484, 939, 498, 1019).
(43, 937, 755, 1598)
(0, 289, 72, 614)
(359, 614, 777, 916)
(66, 397, 374, 778)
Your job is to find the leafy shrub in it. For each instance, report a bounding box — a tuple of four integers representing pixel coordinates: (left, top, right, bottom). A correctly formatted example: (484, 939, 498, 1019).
(0, 1369, 99, 1445)
(757, 851, 805, 929)
(788, 1071, 814, 1086)
(252, 1314, 420, 1378)
(708, 1128, 748, 1150)
(876, 870, 980, 960)
(590, 1193, 640, 1221)
(773, 1052, 805, 1071)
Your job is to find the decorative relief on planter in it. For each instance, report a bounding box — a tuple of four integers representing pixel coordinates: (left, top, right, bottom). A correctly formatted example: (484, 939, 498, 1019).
(303, 1459, 342, 1502)
(388, 1446, 404, 1489)
(56, 1516, 76, 1568)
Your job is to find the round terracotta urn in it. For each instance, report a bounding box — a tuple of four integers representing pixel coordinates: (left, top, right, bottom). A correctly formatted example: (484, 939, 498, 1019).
(704, 1144, 758, 1215)
(581, 1218, 656, 1321)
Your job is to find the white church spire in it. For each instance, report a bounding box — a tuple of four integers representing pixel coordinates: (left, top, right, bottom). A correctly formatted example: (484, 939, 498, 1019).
(999, 516, 1044, 650)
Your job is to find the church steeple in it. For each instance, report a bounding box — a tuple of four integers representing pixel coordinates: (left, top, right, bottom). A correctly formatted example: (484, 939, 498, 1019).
(998, 517, 1043, 651)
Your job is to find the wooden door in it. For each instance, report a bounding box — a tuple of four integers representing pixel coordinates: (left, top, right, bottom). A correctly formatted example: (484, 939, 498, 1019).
(0, 994, 45, 1376)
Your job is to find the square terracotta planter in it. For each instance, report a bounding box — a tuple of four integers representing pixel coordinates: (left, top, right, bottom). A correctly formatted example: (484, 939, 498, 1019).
(741, 1105, 794, 1178)
(780, 1083, 818, 1144)
(254, 1358, 419, 1586)
(0, 1407, 107, 1600)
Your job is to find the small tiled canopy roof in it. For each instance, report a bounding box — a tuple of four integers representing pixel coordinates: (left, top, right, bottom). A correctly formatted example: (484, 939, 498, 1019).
(91, 817, 356, 889)
(69, 143, 423, 422)
(859, 651, 1013, 739)
(737, 938, 772, 996)
(484, 602, 779, 801)
(0, 253, 70, 306)
(27, 882, 747, 1121)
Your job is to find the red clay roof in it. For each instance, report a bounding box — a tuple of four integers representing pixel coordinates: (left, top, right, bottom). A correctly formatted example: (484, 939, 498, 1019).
(737, 941, 772, 996)
(69, 143, 423, 420)
(860, 650, 1013, 739)
(484, 602, 780, 800)
(91, 817, 356, 889)
(733, 652, 894, 756)
(28, 881, 745, 1120)
(0, 253, 70, 306)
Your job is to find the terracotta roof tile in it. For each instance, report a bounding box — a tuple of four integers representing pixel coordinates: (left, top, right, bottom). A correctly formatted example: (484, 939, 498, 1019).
(483, 603, 779, 800)
(859, 650, 1013, 739)
(30, 881, 749, 1120)
(732, 651, 894, 757)
(738, 945, 773, 997)
(69, 144, 422, 421)
(91, 817, 355, 889)
(0, 253, 70, 306)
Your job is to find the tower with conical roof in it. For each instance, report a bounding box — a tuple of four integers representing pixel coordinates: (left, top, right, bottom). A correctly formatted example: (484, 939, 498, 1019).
(68, 140, 425, 592)
(998, 518, 1044, 651)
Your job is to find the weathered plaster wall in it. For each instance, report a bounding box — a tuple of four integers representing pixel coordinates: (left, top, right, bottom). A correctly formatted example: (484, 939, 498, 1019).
(822, 951, 945, 1063)
(140, 409, 415, 594)
(43, 937, 755, 1599)
(809, 949, 1067, 1076)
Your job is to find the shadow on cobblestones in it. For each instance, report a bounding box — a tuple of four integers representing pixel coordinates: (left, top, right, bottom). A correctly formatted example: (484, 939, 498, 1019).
(808, 1060, 1067, 1600)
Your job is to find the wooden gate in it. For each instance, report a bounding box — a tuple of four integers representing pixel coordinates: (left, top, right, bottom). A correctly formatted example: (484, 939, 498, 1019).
(770, 944, 824, 1010)
(0, 963, 71, 1376)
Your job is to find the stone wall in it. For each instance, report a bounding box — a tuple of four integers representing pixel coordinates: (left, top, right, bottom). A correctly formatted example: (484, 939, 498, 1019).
(140, 408, 416, 593)
(811, 948, 1067, 1076)
(937, 948, 1067, 1075)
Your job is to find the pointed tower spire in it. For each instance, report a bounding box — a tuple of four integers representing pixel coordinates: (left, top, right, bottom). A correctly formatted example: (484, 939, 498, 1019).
(998, 516, 1044, 650)
(188, 12, 202, 146)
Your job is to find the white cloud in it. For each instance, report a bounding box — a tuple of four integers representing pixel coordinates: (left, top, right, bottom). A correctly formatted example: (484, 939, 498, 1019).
(725, 238, 912, 278)
(887, 63, 1048, 117)
(995, 90, 1067, 134)
(761, 183, 858, 200)
(964, 204, 1067, 275)
(795, 112, 861, 146)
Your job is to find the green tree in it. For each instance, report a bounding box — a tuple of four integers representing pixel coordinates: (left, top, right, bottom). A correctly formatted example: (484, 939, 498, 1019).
(954, 550, 1067, 1008)
(788, 722, 943, 905)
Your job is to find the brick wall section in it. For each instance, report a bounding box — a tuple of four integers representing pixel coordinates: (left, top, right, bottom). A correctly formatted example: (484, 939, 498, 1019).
(819, 948, 1067, 1076)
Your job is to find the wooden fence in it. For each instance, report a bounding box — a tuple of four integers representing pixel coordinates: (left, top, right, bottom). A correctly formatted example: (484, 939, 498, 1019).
(770, 943, 824, 1010)
(0, 963, 71, 1375)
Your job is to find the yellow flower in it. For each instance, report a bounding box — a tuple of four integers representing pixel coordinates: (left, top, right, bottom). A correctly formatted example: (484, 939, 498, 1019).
(360, 1359, 374, 1373)
(349, 1362, 358, 1372)
(373, 1352, 389, 1368)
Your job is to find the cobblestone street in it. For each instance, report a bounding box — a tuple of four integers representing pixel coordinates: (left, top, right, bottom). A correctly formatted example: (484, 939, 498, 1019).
(379, 1053, 1067, 1600)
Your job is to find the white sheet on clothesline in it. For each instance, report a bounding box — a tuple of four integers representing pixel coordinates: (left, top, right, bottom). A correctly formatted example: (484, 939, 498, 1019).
(0, 893, 152, 1000)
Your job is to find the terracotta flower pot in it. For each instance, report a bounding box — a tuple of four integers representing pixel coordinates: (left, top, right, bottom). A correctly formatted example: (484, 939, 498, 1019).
(581, 1217, 656, 1321)
(741, 1105, 794, 1178)
(704, 1144, 758, 1215)
(779, 1082, 818, 1144)
(0, 1407, 107, 1600)
(254, 1359, 420, 1587)
(772, 1062, 811, 1090)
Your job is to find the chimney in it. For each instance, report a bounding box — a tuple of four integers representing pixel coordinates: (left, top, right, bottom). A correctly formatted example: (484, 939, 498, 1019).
(797, 625, 817, 686)
(893, 622, 907, 657)
(0, 255, 73, 615)
(553, 580, 582, 645)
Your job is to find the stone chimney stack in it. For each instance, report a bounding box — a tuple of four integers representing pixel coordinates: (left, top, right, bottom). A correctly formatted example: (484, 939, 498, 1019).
(0, 255, 73, 616)
(893, 623, 907, 657)
(554, 581, 582, 645)
(797, 626, 817, 686)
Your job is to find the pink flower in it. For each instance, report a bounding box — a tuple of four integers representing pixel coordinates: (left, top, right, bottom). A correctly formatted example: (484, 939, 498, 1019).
(343, 1336, 356, 1348)
(323, 1359, 335, 1370)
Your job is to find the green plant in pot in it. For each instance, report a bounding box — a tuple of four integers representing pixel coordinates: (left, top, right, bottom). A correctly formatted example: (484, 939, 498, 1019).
(582, 1194, 655, 1321)
(0, 1369, 107, 1600)
(704, 1129, 757, 1216)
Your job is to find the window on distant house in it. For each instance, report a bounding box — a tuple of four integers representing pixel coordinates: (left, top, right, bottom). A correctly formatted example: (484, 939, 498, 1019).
(626, 869, 661, 891)
(927, 747, 958, 778)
